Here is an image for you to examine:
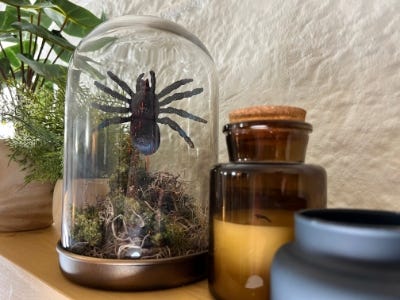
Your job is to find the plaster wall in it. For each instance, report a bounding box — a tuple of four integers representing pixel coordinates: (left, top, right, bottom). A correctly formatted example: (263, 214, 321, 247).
(85, 0, 400, 210)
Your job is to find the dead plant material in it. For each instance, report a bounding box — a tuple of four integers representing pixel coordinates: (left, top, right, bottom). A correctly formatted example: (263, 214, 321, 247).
(70, 171, 208, 259)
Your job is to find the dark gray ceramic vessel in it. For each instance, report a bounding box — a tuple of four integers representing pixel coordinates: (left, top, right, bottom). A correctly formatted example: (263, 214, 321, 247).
(271, 208, 400, 300)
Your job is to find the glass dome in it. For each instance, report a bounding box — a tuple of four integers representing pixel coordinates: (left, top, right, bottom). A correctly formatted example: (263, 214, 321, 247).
(58, 15, 218, 290)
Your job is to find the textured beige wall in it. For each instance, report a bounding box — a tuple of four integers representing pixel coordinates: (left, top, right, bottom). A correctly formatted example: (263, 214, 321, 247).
(86, 0, 400, 211)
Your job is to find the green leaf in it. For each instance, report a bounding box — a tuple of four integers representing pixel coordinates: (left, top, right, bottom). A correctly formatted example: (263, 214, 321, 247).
(79, 36, 117, 52)
(0, 41, 31, 68)
(1, 0, 55, 9)
(63, 20, 95, 37)
(2, 7, 34, 32)
(53, 44, 73, 63)
(0, 33, 19, 43)
(0, 0, 31, 6)
(11, 21, 75, 51)
(0, 57, 11, 80)
(36, 11, 54, 29)
(8, 69, 24, 82)
(42, 6, 64, 26)
(73, 54, 104, 80)
(29, 0, 55, 9)
(20, 7, 39, 16)
(50, 0, 102, 28)
(43, 6, 92, 38)
(17, 53, 67, 81)
(0, 10, 18, 33)
(3, 4, 56, 30)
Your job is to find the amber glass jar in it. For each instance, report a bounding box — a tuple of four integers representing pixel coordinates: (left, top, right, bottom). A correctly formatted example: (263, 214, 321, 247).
(208, 106, 327, 300)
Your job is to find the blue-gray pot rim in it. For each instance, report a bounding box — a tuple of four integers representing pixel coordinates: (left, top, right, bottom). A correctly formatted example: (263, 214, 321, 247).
(296, 208, 400, 229)
(294, 208, 400, 262)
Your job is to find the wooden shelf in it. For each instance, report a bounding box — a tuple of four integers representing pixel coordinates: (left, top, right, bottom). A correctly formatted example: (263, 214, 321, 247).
(0, 226, 213, 299)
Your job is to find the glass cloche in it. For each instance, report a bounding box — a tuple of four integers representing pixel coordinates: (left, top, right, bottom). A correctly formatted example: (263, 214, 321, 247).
(57, 15, 218, 290)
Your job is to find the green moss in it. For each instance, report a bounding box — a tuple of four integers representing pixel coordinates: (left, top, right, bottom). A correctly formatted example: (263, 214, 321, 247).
(69, 170, 208, 259)
(72, 211, 102, 247)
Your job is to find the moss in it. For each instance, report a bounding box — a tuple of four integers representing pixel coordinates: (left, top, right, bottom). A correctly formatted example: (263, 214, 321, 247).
(72, 211, 102, 247)
(69, 170, 208, 259)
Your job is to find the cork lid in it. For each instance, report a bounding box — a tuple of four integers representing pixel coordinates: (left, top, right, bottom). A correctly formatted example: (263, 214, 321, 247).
(229, 105, 306, 123)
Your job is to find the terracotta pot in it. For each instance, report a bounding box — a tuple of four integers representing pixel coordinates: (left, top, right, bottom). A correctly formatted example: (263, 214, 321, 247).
(0, 140, 53, 231)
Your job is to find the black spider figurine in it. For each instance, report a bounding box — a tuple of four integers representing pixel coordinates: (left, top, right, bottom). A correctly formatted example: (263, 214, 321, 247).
(92, 70, 207, 155)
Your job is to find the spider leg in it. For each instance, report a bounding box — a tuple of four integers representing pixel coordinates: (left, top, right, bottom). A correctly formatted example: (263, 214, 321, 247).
(157, 78, 193, 99)
(159, 88, 203, 107)
(92, 102, 130, 114)
(150, 70, 156, 93)
(95, 116, 131, 130)
(107, 71, 135, 98)
(94, 81, 131, 104)
(136, 73, 145, 92)
(159, 107, 207, 123)
(157, 117, 195, 148)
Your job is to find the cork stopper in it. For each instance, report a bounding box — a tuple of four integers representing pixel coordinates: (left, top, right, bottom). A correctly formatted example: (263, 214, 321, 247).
(229, 105, 306, 123)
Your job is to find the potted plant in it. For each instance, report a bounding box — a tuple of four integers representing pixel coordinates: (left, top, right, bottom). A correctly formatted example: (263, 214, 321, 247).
(0, 0, 102, 231)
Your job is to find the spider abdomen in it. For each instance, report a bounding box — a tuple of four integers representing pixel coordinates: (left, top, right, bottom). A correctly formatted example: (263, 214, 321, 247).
(131, 119, 160, 155)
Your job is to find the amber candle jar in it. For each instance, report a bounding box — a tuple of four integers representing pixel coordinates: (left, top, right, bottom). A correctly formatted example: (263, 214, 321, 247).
(208, 106, 327, 300)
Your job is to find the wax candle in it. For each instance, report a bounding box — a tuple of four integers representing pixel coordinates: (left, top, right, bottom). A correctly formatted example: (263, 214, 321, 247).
(208, 106, 327, 300)
(210, 210, 294, 299)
